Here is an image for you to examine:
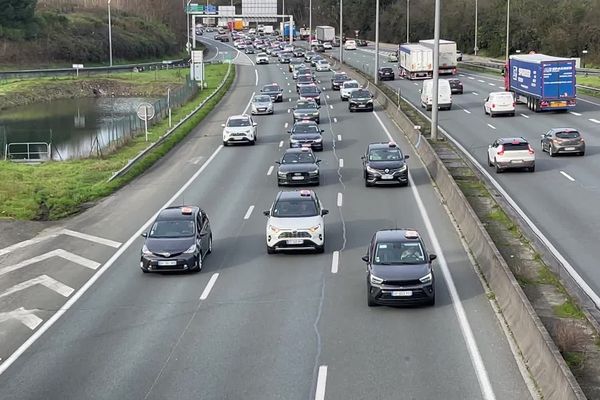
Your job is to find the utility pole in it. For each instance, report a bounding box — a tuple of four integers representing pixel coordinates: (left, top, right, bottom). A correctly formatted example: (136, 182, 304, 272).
(374, 0, 380, 84)
(309, 0, 312, 42)
(108, 0, 113, 66)
(431, 0, 440, 140)
(186, 0, 192, 54)
(339, 0, 343, 63)
(406, 0, 409, 43)
(474, 0, 478, 55)
(505, 0, 510, 61)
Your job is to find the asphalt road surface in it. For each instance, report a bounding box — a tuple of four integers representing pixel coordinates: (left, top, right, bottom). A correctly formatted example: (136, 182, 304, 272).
(0, 35, 532, 400)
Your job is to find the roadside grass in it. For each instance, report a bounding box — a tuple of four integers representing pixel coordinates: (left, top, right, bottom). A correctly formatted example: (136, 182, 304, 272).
(554, 300, 586, 320)
(576, 75, 600, 89)
(0, 63, 233, 220)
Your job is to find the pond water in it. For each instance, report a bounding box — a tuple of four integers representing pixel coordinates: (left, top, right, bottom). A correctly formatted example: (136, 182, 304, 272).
(0, 97, 156, 160)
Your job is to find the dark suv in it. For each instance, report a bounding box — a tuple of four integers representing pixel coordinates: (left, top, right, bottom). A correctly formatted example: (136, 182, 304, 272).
(331, 72, 350, 90)
(377, 67, 395, 81)
(348, 89, 373, 112)
(363, 229, 436, 306)
(140, 206, 212, 273)
(362, 142, 409, 186)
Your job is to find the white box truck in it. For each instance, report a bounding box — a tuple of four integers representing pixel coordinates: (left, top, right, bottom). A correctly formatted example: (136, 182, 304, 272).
(399, 44, 433, 80)
(315, 26, 335, 42)
(418, 39, 458, 75)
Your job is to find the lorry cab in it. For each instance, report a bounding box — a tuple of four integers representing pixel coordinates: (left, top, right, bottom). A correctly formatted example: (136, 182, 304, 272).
(420, 79, 452, 111)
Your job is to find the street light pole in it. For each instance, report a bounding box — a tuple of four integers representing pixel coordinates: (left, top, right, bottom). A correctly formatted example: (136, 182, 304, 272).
(186, 0, 192, 54)
(431, 0, 440, 140)
(339, 0, 343, 63)
(309, 0, 312, 42)
(108, 0, 113, 67)
(474, 0, 478, 55)
(406, 0, 409, 43)
(374, 0, 380, 84)
(505, 0, 510, 61)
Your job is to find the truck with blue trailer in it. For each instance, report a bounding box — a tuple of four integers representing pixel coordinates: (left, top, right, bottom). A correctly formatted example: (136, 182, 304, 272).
(504, 54, 576, 112)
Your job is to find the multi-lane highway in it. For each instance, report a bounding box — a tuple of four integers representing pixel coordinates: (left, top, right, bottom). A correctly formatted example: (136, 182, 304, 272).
(0, 35, 533, 399)
(337, 43, 600, 304)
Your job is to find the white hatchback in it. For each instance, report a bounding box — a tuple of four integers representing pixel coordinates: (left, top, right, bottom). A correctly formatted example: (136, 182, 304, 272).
(484, 92, 515, 117)
(340, 80, 360, 100)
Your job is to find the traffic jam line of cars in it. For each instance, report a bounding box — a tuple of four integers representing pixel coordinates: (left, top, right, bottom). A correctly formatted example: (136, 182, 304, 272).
(139, 35, 436, 307)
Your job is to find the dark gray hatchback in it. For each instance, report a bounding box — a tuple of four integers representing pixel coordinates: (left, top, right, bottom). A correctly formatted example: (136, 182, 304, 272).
(363, 229, 436, 306)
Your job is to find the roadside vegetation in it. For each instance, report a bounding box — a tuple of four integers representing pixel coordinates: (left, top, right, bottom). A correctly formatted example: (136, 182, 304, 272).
(0, 63, 233, 220)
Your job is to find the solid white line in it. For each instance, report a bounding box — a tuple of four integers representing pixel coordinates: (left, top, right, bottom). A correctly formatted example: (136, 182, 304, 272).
(337, 134, 342, 141)
(315, 365, 328, 400)
(520, 113, 529, 119)
(244, 205, 255, 220)
(487, 124, 496, 130)
(337, 192, 343, 207)
(0, 308, 43, 330)
(254, 69, 258, 86)
(279, 140, 284, 148)
(560, 171, 575, 182)
(472, 92, 479, 96)
(243, 92, 256, 114)
(464, 109, 471, 114)
(267, 165, 274, 176)
(284, 122, 289, 128)
(333, 117, 338, 123)
(61, 229, 121, 248)
(0, 144, 226, 377)
(0, 275, 74, 299)
(331, 251, 339, 274)
(200, 273, 219, 300)
(569, 111, 582, 116)
(0, 249, 100, 277)
(589, 118, 600, 124)
(372, 110, 496, 400)
(339, 158, 344, 168)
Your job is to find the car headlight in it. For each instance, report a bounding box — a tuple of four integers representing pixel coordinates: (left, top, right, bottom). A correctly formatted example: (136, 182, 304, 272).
(366, 165, 380, 174)
(370, 274, 384, 285)
(399, 164, 407, 172)
(277, 171, 286, 177)
(419, 272, 432, 284)
(367, 99, 373, 104)
(268, 225, 281, 233)
(141, 245, 152, 256)
(290, 137, 299, 143)
(184, 244, 197, 254)
(314, 137, 322, 143)
(307, 224, 321, 234)
(309, 169, 319, 174)
(312, 111, 319, 116)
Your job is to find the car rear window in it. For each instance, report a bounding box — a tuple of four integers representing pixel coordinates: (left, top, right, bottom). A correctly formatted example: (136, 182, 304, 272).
(556, 131, 580, 139)
(503, 143, 529, 151)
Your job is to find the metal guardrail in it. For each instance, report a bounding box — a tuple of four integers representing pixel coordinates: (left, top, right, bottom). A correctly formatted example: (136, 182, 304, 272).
(107, 62, 232, 182)
(0, 59, 188, 80)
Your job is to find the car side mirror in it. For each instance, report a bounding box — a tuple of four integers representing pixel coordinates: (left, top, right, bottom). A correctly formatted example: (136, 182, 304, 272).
(275, 161, 281, 164)
(287, 130, 291, 133)
(318, 105, 321, 109)
(429, 254, 437, 262)
(316, 159, 322, 163)
(263, 210, 270, 216)
(321, 129, 325, 133)
(361, 255, 369, 263)
(321, 209, 329, 216)
(488, 144, 492, 148)
(221, 123, 226, 127)
(419, 89, 422, 93)
(141, 232, 147, 238)
(404, 155, 410, 160)
(540, 134, 545, 138)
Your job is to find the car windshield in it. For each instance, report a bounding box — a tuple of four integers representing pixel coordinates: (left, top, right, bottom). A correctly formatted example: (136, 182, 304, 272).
(282, 152, 316, 164)
(272, 198, 318, 217)
(369, 148, 403, 161)
(149, 220, 195, 238)
(228, 118, 251, 127)
(293, 124, 320, 134)
(351, 90, 370, 98)
(344, 82, 359, 89)
(263, 85, 279, 92)
(318, 60, 328, 64)
(300, 86, 319, 94)
(298, 76, 313, 83)
(254, 95, 271, 103)
(374, 242, 425, 265)
(334, 74, 348, 81)
(556, 130, 580, 139)
(296, 101, 318, 110)
(257, 53, 267, 57)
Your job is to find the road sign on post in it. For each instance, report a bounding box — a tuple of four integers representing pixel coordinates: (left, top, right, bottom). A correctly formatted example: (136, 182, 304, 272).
(137, 103, 155, 141)
(72, 64, 84, 77)
(191, 50, 204, 82)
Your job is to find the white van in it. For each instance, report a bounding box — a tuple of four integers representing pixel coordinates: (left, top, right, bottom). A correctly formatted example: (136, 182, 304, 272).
(484, 92, 515, 117)
(420, 79, 452, 111)
(344, 40, 357, 50)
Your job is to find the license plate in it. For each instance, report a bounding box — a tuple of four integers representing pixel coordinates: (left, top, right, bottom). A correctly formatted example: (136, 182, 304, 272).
(551, 101, 567, 107)
(358, 104, 366, 108)
(287, 239, 303, 245)
(565, 147, 575, 151)
(292, 176, 305, 180)
(381, 174, 394, 180)
(158, 260, 177, 266)
(391, 290, 412, 297)
(511, 160, 523, 164)
(258, 108, 266, 111)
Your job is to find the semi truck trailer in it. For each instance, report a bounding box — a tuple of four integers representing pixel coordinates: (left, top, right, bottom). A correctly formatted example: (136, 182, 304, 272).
(315, 26, 335, 42)
(398, 44, 433, 80)
(418, 39, 458, 75)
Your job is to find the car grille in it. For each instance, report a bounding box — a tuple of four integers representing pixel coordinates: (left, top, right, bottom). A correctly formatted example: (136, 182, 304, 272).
(152, 251, 183, 258)
(279, 231, 311, 239)
(287, 172, 309, 179)
(372, 167, 404, 174)
(383, 279, 422, 286)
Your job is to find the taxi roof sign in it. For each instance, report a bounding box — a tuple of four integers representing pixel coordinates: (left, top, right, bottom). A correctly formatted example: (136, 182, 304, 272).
(404, 230, 420, 239)
(300, 190, 311, 196)
(181, 207, 194, 215)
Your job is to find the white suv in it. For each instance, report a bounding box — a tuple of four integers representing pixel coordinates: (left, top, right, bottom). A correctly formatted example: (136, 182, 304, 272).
(315, 59, 330, 72)
(484, 92, 515, 117)
(340, 80, 360, 101)
(222, 115, 258, 146)
(256, 53, 269, 64)
(344, 40, 357, 50)
(264, 190, 328, 253)
(487, 137, 535, 173)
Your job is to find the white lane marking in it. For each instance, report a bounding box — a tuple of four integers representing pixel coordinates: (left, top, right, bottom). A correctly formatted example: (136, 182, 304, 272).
(329, 105, 333, 109)
(200, 273, 219, 300)
(413, 82, 419, 86)
(326, 95, 330, 99)
(464, 109, 471, 114)
(472, 92, 479, 96)
(498, 85, 504, 89)
(488, 83, 495, 86)
(578, 97, 600, 106)
(244, 205, 255, 220)
(569, 111, 582, 116)
(339, 158, 344, 168)
(279, 140, 284, 148)
(589, 118, 600, 124)
(315, 365, 328, 400)
(337, 134, 342, 141)
(288, 89, 292, 93)
(337, 192, 343, 207)
(61, 229, 121, 248)
(520, 114, 529, 119)
(459, 74, 465, 77)
(0, 275, 74, 299)
(284, 122, 289, 128)
(372, 110, 497, 400)
(331, 251, 339, 274)
(0, 249, 100, 277)
(287, 109, 291, 113)
(0, 308, 43, 330)
(267, 166, 274, 176)
(243, 91, 256, 114)
(288, 98, 292, 102)
(560, 171, 575, 182)
(487, 124, 496, 130)
(254, 69, 258, 86)
(287, 82, 290, 86)
(191, 156, 204, 165)
(478, 79, 485, 83)
(333, 117, 338, 123)
(469, 76, 475, 80)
